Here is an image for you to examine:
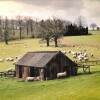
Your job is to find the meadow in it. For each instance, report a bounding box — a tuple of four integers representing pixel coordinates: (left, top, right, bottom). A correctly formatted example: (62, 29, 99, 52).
(0, 31, 100, 100)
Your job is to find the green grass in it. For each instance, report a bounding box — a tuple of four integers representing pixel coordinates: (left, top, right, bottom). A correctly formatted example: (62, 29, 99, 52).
(0, 30, 100, 100)
(0, 69, 100, 100)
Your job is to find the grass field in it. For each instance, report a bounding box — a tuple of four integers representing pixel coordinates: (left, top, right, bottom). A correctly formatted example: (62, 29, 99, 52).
(0, 31, 100, 100)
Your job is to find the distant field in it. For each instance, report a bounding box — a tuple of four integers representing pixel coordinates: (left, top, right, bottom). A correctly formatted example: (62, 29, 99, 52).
(0, 31, 100, 100)
(0, 31, 100, 71)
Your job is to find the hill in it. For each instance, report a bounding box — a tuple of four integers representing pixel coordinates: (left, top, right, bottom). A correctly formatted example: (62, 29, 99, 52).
(0, 31, 100, 100)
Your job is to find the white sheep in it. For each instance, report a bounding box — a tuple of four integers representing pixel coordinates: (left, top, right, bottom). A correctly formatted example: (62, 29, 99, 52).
(84, 57, 89, 61)
(0, 58, 4, 62)
(77, 54, 84, 61)
(62, 51, 66, 54)
(34, 76, 41, 81)
(26, 77, 35, 81)
(5, 57, 14, 61)
(57, 72, 67, 78)
(83, 52, 88, 57)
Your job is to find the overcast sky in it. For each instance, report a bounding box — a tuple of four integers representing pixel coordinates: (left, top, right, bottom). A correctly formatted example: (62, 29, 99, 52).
(0, 0, 100, 26)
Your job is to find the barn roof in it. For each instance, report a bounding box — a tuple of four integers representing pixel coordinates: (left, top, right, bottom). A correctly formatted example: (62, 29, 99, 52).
(16, 51, 61, 68)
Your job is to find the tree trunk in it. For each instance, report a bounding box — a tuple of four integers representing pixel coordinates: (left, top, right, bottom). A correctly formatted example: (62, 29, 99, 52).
(26, 26, 29, 37)
(46, 38, 49, 47)
(54, 37, 58, 47)
(19, 27, 22, 40)
(4, 31, 8, 45)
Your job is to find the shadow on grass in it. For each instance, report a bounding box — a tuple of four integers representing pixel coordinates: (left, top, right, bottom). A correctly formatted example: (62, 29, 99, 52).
(64, 33, 92, 37)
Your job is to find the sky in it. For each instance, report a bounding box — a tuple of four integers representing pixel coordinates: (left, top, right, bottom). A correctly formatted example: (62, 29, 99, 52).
(0, 0, 100, 26)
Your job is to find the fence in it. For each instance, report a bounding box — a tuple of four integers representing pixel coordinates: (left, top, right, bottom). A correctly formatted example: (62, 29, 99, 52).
(0, 70, 15, 78)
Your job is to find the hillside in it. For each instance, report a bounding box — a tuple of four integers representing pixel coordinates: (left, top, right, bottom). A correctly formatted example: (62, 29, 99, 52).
(0, 31, 100, 100)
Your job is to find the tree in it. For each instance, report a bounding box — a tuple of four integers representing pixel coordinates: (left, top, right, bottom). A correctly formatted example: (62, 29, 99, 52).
(11, 19, 15, 36)
(17, 16, 23, 39)
(24, 16, 30, 37)
(0, 16, 3, 40)
(90, 23, 97, 30)
(4, 16, 9, 45)
(75, 16, 87, 28)
(51, 18, 64, 47)
(39, 19, 52, 47)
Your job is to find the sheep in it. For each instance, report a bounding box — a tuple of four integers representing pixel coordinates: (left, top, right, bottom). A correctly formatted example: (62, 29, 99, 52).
(77, 52, 82, 56)
(84, 57, 89, 62)
(57, 72, 67, 78)
(0, 58, 4, 62)
(5, 57, 14, 61)
(77, 54, 84, 61)
(71, 51, 76, 55)
(26, 77, 35, 82)
(83, 52, 88, 57)
(34, 76, 41, 81)
(62, 51, 66, 54)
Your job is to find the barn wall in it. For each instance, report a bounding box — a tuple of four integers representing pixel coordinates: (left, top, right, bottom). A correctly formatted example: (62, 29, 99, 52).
(23, 66, 30, 79)
(15, 65, 24, 78)
(15, 65, 19, 78)
(44, 53, 69, 80)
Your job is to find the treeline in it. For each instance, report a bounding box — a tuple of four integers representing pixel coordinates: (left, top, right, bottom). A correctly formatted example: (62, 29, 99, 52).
(64, 24, 88, 36)
(0, 16, 88, 46)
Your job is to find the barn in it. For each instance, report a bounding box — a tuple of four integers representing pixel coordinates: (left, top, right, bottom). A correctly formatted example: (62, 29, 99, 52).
(15, 51, 77, 80)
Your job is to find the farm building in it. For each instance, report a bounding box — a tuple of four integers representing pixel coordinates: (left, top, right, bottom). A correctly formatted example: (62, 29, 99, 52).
(15, 51, 77, 80)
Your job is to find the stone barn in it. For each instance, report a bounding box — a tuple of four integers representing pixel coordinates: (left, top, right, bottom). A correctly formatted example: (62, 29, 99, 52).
(15, 51, 77, 80)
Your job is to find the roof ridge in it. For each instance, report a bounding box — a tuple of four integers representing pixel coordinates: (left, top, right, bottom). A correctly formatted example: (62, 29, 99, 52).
(27, 51, 60, 53)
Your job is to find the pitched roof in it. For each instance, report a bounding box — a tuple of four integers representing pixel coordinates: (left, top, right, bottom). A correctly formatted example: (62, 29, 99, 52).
(16, 51, 60, 68)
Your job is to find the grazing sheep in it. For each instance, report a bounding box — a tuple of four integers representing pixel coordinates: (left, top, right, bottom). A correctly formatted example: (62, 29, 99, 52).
(0, 58, 4, 62)
(62, 51, 66, 54)
(5, 57, 14, 61)
(77, 52, 82, 56)
(26, 77, 35, 82)
(34, 76, 41, 81)
(77, 55, 84, 61)
(83, 52, 88, 57)
(57, 72, 67, 78)
(84, 57, 89, 61)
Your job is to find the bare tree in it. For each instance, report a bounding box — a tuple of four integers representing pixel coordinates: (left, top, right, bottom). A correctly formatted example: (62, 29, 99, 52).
(90, 23, 97, 30)
(75, 16, 87, 28)
(51, 18, 64, 47)
(4, 16, 9, 45)
(24, 16, 30, 37)
(39, 19, 53, 46)
(0, 16, 3, 40)
(16, 16, 23, 39)
(11, 19, 15, 36)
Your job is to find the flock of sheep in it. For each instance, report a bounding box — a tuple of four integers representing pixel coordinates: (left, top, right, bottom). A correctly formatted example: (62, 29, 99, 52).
(26, 72, 67, 81)
(0, 56, 22, 64)
(62, 50, 94, 62)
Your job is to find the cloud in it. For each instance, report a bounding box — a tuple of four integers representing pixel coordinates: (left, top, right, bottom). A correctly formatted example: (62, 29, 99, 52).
(0, 0, 100, 26)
